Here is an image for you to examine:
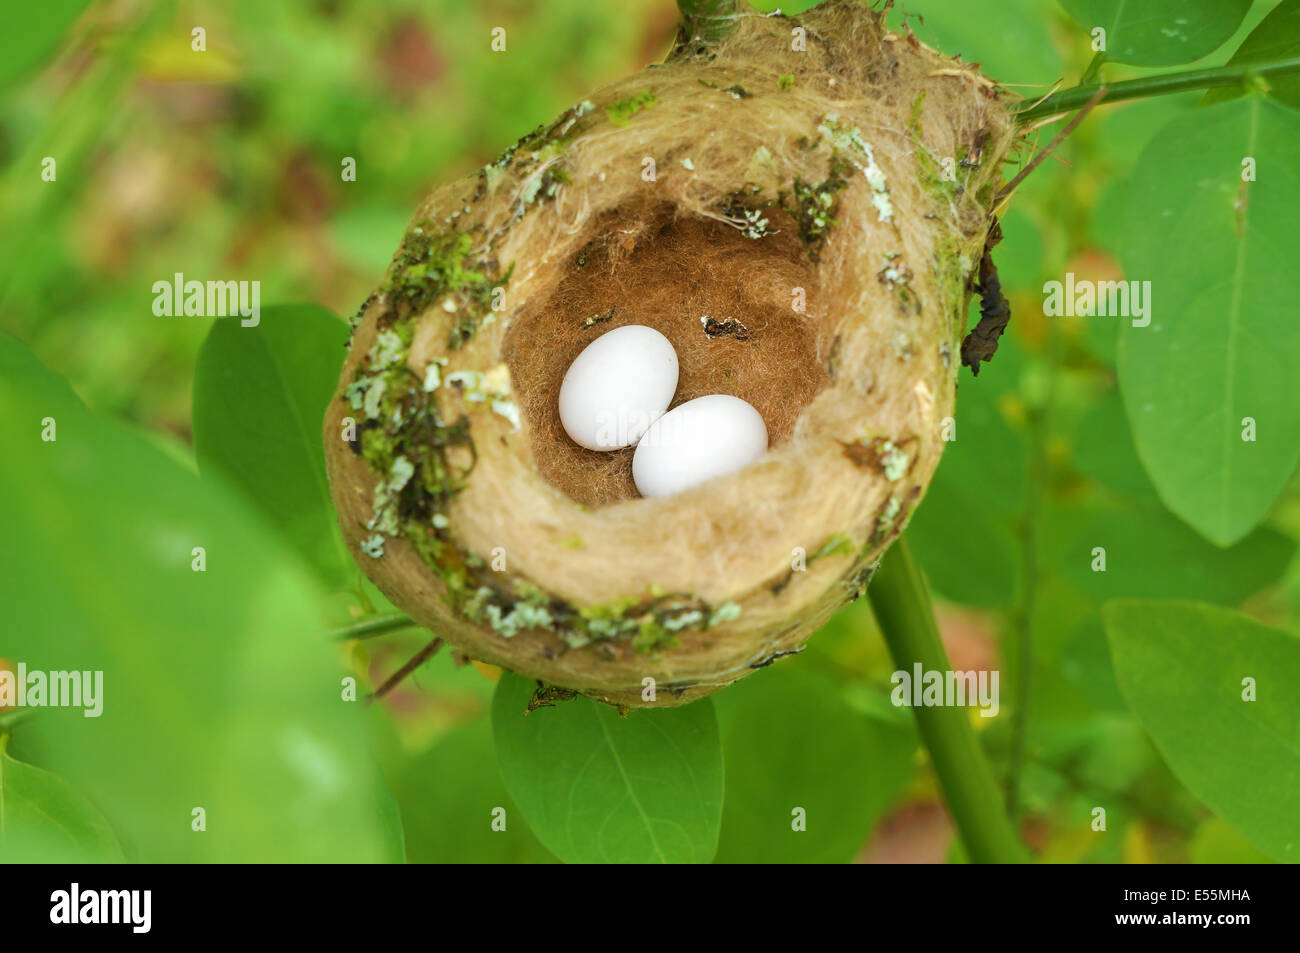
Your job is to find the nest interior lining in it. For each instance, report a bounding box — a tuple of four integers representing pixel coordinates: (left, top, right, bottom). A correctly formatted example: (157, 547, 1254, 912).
(502, 205, 832, 507)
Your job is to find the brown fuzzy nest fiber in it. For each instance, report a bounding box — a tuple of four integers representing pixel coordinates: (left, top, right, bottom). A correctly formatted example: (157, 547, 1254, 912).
(325, 0, 1020, 708)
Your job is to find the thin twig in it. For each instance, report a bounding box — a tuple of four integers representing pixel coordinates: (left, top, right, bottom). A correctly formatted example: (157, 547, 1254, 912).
(332, 612, 417, 641)
(368, 636, 444, 702)
(990, 131, 1076, 203)
(996, 86, 1106, 208)
(1018, 78, 1065, 116)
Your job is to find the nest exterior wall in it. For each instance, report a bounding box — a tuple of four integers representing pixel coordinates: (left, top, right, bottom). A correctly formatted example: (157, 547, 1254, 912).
(324, 0, 1019, 708)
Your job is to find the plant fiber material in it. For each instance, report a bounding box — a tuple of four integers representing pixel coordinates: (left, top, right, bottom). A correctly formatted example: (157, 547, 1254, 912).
(325, 0, 1020, 708)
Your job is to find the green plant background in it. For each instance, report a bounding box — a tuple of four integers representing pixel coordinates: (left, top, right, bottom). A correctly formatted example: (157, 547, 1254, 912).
(1, 0, 1297, 864)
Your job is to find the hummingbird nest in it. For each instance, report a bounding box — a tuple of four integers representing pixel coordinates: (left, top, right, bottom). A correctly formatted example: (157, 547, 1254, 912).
(325, 0, 1020, 708)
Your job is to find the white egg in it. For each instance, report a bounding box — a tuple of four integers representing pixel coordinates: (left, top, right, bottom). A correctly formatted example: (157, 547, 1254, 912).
(632, 394, 768, 498)
(558, 325, 679, 450)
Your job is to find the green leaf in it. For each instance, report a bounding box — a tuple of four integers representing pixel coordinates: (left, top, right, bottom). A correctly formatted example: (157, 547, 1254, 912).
(193, 304, 351, 587)
(1060, 617, 1126, 713)
(0, 747, 125, 863)
(1072, 391, 1157, 499)
(0, 332, 400, 862)
(388, 718, 556, 864)
(330, 205, 414, 272)
(713, 666, 914, 863)
(1103, 599, 1300, 862)
(907, 474, 1019, 607)
(1190, 816, 1275, 864)
(991, 204, 1047, 292)
(886, 0, 1062, 85)
(1118, 97, 1300, 546)
(1059, 0, 1251, 66)
(908, 341, 1027, 607)
(1204, 0, 1300, 111)
(0, 0, 89, 93)
(1060, 503, 1294, 605)
(491, 672, 723, 864)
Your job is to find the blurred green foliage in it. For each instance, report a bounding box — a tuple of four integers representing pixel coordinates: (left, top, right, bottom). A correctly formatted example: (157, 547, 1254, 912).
(2, 0, 1298, 864)
(0, 331, 402, 861)
(1, 0, 670, 433)
(193, 303, 352, 586)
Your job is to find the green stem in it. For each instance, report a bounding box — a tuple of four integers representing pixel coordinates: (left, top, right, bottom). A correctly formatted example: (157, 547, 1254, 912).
(868, 537, 1029, 863)
(1016, 55, 1300, 122)
(1079, 51, 1106, 86)
(675, 0, 742, 46)
(353, 577, 376, 616)
(332, 613, 417, 641)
